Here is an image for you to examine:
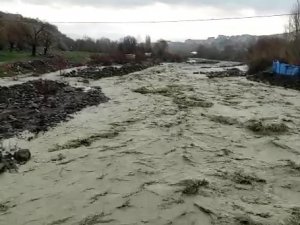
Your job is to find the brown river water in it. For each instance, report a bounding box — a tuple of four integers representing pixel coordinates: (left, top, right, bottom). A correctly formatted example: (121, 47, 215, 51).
(0, 62, 300, 225)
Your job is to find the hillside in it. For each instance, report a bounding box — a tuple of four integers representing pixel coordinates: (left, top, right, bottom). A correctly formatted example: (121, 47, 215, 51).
(168, 34, 285, 61)
(0, 11, 287, 64)
(0, 11, 74, 52)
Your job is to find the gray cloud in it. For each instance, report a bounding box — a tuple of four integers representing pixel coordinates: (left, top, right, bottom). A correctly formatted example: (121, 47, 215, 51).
(16, 0, 294, 11)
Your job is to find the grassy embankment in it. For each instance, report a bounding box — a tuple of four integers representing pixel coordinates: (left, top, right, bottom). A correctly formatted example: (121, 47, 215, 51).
(0, 51, 34, 64)
(0, 50, 92, 77)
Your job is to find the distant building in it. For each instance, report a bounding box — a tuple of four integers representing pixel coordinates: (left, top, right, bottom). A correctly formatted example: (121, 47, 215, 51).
(125, 54, 136, 60)
(186, 59, 197, 64)
(145, 52, 152, 57)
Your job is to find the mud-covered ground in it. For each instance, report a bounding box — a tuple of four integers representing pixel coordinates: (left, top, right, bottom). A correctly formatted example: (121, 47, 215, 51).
(247, 72, 300, 91)
(62, 63, 155, 80)
(0, 62, 300, 225)
(0, 57, 80, 77)
(0, 80, 109, 139)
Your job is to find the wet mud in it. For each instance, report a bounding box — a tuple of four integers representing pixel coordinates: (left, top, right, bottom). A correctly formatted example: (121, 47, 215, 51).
(207, 68, 245, 78)
(0, 80, 109, 139)
(63, 63, 155, 80)
(247, 72, 300, 91)
(0, 57, 80, 77)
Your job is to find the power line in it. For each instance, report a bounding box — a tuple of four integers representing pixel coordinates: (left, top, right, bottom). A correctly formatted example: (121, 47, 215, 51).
(0, 13, 293, 24)
(49, 13, 294, 24)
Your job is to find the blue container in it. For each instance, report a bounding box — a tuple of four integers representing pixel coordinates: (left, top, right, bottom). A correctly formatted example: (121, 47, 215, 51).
(272, 61, 300, 76)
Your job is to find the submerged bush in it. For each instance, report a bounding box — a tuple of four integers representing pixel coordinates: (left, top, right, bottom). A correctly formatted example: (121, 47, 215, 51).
(246, 120, 289, 135)
(247, 58, 272, 75)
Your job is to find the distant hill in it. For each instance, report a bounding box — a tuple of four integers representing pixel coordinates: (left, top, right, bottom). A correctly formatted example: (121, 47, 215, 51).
(0, 11, 286, 62)
(168, 34, 285, 59)
(0, 11, 74, 51)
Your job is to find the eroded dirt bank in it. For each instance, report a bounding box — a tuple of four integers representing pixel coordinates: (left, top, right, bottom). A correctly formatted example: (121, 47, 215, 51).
(62, 63, 156, 80)
(0, 62, 300, 225)
(0, 80, 109, 139)
(247, 72, 300, 91)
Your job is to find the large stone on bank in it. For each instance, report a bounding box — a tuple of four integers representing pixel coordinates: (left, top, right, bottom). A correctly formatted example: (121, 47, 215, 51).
(13, 149, 31, 163)
(0, 163, 6, 174)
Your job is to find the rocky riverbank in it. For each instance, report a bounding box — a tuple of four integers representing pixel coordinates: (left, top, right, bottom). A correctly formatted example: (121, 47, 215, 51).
(0, 148, 31, 174)
(0, 79, 109, 140)
(247, 72, 300, 91)
(62, 63, 155, 80)
(206, 68, 245, 78)
(0, 56, 79, 77)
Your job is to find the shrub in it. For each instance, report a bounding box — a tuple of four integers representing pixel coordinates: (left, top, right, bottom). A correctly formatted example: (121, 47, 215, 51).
(89, 54, 112, 66)
(111, 52, 128, 64)
(247, 58, 272, 75)
(135, 51, 146, 63)
(165, 53, 184, 62)
(247, 37, 288, 74)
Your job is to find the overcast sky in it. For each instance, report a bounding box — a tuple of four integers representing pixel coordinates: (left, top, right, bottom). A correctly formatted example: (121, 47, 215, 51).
(0, 0, 295, 41)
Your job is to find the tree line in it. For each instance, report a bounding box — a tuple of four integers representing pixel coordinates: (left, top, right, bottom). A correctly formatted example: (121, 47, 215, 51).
(247, 0, 300, 74)
(0, 16, 61, 56)
(0, 14, 175, 61)
(196, 44, 248, 62)
(194, 0, 300, 71)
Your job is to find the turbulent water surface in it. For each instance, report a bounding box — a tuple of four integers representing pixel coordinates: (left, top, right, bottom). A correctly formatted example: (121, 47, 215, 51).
(1, 62, 300, 225)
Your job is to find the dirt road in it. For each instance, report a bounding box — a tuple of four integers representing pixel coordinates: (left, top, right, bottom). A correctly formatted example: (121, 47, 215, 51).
(1, 63, 300, 225)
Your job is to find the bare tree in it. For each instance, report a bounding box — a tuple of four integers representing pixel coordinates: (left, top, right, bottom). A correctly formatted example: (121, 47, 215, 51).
(40, 24, 57, 55)
(153, 39, 168, 58)
(119, 36, 137, 54)
(286, 0, 300, 63)
(23, 20, 46, 56)
(95, 38, 112, 53)
(5, 22, 23, 52)
(287, 0, 300, 41)
(0, 21, 6, 50)
(0, 20, 5, 33)
(145, 35, 152, 52)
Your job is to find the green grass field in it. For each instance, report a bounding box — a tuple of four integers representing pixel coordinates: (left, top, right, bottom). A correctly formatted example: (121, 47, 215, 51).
(0, 50, 93, 77)
(0, 51, 34, 64)
(59, 51, 92, 64)
(0, 50, 92, 65)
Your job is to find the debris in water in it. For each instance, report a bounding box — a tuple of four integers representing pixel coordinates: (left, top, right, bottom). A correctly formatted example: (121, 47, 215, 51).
(284, 160, 300, 172)
(207, 68, 245, 79)
(173, 95, 213, 109)
(208, 115, 238, 125)
(133, 85, 182, 97)
(235, 215, 263, 225)
(284, 208, 300, 225)
(78, 212, 115, 225)
(48, 130, 120, 152)
(133, 85, 213, 109)
(51, 153, 66, 162)
(117, 199, 131, 209)
(246, 120, 289, 135)
(232, 170, 266, 185)
(63, 63, 154, 80)
(0, 147, 31, 174)
(176, 179, 209, 195)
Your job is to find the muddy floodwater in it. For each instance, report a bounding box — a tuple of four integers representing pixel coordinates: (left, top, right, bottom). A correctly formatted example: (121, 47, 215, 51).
(1, 62, 300, 225)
